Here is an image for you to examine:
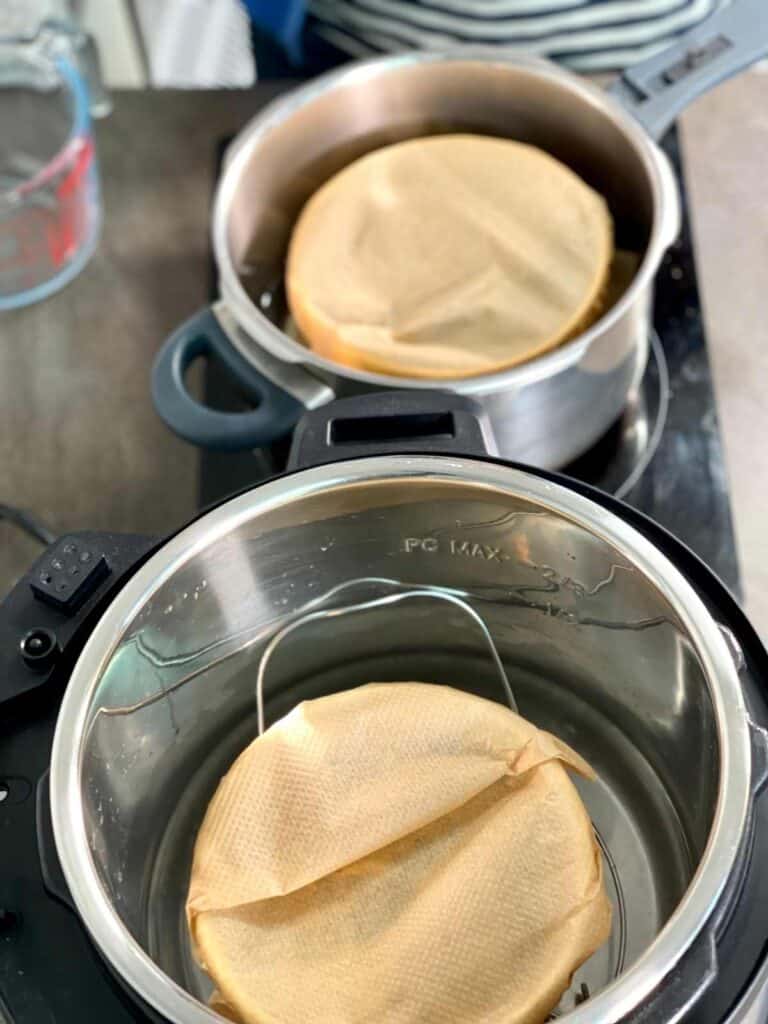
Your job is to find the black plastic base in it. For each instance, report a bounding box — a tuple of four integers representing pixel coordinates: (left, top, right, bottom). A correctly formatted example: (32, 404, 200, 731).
(0, 531, 157, 1023)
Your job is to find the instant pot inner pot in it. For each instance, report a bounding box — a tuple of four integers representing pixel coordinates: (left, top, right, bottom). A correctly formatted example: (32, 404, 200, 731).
(225, 60, 658, 329)
(79, 475, 718, 1018)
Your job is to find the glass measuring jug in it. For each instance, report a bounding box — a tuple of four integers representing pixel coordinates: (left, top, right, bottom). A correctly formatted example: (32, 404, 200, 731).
(0, 26, 106, 310)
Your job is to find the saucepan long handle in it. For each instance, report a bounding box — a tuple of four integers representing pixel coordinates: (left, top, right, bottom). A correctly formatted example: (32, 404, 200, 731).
(608, 0, 768, 140)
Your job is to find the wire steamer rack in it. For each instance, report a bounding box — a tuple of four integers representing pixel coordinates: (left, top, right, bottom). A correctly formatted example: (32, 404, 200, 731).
(253, 576, 628, 1019)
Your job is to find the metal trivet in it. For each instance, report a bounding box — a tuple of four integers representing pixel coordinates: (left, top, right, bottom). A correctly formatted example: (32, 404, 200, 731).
(253, 576, 628, 1014)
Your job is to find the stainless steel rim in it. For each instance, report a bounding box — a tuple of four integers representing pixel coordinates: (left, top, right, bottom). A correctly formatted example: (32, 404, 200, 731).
(212, 49, 680, 394)
(51, 457, 749, 1024)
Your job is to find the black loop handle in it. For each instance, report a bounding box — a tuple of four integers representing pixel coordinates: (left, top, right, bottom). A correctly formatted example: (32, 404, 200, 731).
(151, 307, 304, 451)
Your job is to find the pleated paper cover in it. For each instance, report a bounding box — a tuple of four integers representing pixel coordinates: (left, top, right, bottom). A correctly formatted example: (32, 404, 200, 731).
(188, 683, 611, 1023)
(286, 135, 613, 379)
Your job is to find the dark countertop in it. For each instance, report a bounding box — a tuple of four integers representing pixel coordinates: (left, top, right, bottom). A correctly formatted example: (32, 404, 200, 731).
(1, 91, 281, 589)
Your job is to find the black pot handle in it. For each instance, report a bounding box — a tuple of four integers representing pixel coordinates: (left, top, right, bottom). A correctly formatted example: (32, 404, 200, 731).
(287, 391, 496, 471)
(151, 306, 306, 451)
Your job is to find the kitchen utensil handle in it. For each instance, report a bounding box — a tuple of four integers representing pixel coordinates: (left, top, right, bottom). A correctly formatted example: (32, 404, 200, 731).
(288, 391, 497, 470)
(71, 30, 112, 119)
(151, 307, 305, 452)
(608, 0, 768, 139)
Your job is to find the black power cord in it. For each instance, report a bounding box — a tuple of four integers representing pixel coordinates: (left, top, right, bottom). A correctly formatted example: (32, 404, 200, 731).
(0, 503, 57, 547)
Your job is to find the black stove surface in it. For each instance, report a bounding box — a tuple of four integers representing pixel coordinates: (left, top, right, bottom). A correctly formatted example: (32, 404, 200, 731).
(200, 128, 740, 596)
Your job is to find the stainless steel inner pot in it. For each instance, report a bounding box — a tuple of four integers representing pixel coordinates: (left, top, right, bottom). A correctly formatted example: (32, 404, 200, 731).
(50, 456, 752, 1023)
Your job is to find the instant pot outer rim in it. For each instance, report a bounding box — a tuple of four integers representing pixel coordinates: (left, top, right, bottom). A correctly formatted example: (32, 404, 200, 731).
(210, 48, 680, 394)
(50, 454, 750, 1024)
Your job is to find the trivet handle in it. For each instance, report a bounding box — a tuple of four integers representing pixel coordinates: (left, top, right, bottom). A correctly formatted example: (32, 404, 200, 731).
(608, 0, 768, 140)
(288, 390, 497, 471)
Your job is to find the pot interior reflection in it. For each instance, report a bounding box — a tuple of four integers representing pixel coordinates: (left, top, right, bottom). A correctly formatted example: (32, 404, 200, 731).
(223, 58, 659, 333)
(69, 467, 724, 1021)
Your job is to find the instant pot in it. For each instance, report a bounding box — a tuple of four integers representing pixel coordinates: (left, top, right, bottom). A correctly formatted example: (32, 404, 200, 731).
(1, 392, 767, 1023)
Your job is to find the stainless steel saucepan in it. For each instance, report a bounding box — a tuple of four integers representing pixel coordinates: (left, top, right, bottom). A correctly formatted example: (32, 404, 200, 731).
(152, 0, 767, 468)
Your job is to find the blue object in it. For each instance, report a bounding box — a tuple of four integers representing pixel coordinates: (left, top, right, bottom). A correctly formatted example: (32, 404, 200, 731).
(151, 308, 304, 451)
(241, 0, 307, 64)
